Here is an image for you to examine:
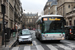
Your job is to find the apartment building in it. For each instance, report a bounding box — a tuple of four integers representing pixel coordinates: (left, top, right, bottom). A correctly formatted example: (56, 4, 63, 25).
(0, 0, 23, 34)
(50, 0, 57, 15)
(57, 0, 75, 26)
(23, 13, 38, 28)
(44, 0, 51, 15)
(44, 0, 57, 15)
(14, 0, 23, 29)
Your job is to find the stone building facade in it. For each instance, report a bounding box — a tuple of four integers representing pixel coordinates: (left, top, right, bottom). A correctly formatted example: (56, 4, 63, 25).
(50, 0, 57, 15)
(57, 0, 75, 26)
(14, 0, 23, 29)
(0, 0, 23, 34)
(23, 13, 38, 28)
(44, 0, 57, 15)
(44, 1, 51, 15)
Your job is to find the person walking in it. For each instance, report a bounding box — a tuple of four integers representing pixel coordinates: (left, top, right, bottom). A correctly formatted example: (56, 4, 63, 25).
(11, 28, 14, 37)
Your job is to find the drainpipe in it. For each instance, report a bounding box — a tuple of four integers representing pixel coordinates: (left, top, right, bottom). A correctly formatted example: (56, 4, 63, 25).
(8, 0, 9, 28)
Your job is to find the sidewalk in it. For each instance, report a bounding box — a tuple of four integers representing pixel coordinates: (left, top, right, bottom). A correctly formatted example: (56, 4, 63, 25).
(0, 33, 17, 50)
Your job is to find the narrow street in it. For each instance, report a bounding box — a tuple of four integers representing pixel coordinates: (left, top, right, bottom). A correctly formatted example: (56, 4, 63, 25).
(1, 0, 75, 50)
(11, 30, 75, 50)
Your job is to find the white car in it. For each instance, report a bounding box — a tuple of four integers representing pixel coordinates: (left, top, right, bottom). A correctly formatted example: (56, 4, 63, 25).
(17, 29, 32, 43)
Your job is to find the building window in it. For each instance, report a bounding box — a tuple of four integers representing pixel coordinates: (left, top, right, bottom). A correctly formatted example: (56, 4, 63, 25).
(69, 20, 72, 26)
(73, 6, 75, 10)
(35, 16, 36, 18)
(6, 0, 8, 2)
(28, 19, 29, 23)
(30, 19, 32, 22)
(32, 17, 33, 18)
(68, 5, 70, 8)
(74, 20, 75, 26)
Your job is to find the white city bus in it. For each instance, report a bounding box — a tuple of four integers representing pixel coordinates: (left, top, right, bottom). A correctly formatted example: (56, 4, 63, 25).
(35, 15, 66, 42)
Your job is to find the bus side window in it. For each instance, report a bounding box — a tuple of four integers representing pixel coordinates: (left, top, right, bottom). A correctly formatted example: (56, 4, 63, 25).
(40, 24, 42, 31)
(38, 29, 41, 33)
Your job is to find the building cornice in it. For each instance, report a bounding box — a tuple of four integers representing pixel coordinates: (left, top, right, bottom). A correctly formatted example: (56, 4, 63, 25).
(57, 2, 75, 8)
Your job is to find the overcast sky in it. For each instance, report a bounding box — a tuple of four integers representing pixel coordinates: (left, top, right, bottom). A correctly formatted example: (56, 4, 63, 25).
(20, 0, 48, 15)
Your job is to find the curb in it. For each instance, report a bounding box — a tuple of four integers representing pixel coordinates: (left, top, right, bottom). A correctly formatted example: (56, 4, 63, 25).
(9, 40, 17, 50)
(2, 39, 17, 50)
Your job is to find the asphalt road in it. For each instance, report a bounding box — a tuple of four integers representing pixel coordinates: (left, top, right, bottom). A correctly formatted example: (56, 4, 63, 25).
(11, 30, 75, 50)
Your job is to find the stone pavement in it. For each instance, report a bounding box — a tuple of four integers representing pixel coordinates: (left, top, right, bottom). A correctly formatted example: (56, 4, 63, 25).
(0, 33, 17, 50)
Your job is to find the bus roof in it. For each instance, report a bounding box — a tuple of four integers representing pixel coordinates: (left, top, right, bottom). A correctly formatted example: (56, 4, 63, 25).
(36, 15, 63, 23)
(41, 15, 63, 18)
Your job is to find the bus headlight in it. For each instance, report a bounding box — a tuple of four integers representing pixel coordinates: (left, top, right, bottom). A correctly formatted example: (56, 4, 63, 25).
(42, 35, 46, 38)
(44, 36, 46, 37)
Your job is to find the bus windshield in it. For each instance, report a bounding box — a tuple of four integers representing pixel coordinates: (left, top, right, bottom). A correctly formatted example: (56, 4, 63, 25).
(42, 18, 64, 33)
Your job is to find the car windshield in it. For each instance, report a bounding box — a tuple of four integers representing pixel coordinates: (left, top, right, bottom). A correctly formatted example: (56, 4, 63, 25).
(19, 29, 30, 35)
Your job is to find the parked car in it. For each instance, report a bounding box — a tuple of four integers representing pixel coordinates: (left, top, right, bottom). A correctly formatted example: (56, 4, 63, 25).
(17, 29, 33, 43)
(65, 26, 75, 40)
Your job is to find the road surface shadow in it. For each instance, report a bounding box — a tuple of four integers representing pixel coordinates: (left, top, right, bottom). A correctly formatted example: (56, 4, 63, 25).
(14, 41, 32, 47)
(65, 39, 75, 41)
(40, 40, 63, 44)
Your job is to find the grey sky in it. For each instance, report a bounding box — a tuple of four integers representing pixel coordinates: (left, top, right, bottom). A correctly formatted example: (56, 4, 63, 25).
(20, 0, 48, 15)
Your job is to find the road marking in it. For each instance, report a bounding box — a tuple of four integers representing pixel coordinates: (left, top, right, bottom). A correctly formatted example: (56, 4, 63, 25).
(47, 45, 58, 50)
(9, 46, 11, 47)
(24, 46, 30, 50)
(63, 40, 73, 44)
(36, 45, 44, 50)
(29, 44, 33, 46)
(33, 41, 37, 45)
(57, 44, 72, 50)
(31, 44, 33, 46)
(11, 47, 19, 50)
(67, 44, 75, 48)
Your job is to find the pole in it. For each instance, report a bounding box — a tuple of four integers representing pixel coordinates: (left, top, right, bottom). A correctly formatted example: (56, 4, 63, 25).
(8, 0, 9, 28)
(2, 13, 5, 45)
(1, 4, 6, 47)
(1, 4, 5, 45)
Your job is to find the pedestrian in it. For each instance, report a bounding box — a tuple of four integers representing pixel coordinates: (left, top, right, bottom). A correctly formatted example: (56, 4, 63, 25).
(14, 28, 17, 37)
(11, 28, 14, 37)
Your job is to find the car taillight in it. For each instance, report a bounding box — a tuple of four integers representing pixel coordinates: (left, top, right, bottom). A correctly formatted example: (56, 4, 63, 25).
(70, 29, 72, 34)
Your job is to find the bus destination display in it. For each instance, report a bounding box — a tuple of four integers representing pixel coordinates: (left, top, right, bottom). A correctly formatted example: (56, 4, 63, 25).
(43, 18, 61, 21)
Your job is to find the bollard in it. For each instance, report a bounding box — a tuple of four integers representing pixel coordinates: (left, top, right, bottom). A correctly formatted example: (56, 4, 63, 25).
(13, 32, 16, 37)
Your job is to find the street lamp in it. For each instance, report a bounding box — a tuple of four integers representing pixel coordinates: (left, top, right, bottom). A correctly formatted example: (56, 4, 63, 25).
(24, 10, 25, 28)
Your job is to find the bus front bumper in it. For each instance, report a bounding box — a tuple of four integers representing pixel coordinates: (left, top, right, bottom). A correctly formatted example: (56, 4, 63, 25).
(42, 37, 65, 40)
